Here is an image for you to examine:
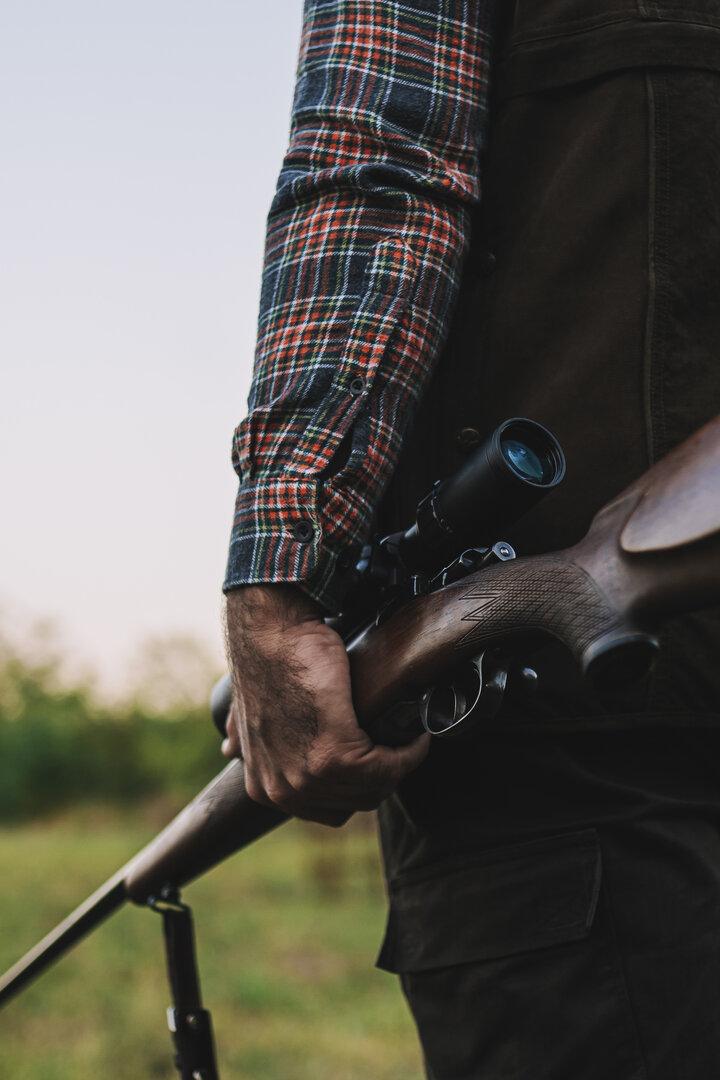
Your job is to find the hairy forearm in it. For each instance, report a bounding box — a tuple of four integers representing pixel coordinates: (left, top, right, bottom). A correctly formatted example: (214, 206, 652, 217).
(223, 582, 429, 824)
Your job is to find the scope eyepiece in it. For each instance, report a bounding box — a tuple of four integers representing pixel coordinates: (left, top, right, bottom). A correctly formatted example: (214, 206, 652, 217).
(398, 417, 565, 571)
(498, 419, 565, 486)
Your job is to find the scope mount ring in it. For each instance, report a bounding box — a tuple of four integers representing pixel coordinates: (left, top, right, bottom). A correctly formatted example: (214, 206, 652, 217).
(419, 651, 508, 738)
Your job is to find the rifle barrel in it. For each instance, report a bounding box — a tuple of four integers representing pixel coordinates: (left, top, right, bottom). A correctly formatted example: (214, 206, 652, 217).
(0, 761, 285, 1010)
(0, 873, 127, 1008)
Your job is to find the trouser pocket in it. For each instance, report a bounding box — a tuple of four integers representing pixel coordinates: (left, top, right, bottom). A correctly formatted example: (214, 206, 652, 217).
(378, 830, 647, 1080)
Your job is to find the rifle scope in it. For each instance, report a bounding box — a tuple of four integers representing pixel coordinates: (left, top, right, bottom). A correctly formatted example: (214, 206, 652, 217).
(398, 418, 565, 570)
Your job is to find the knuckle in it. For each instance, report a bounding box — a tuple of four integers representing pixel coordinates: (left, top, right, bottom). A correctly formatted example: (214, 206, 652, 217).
(265, 782, 289, 808)
(306, 752, 336, 781)
(286, 769, 312, 795)
(245, 776, 265, 804)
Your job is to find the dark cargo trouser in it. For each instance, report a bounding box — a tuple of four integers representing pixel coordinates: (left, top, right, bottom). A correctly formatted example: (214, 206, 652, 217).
(376, 5, 720, 1077)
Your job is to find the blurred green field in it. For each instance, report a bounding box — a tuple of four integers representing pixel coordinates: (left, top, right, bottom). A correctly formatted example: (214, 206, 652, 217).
(0, 808, 423, 1080)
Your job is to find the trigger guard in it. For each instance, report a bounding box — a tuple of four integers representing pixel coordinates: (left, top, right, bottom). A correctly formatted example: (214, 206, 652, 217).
(420, 651, 508, 738)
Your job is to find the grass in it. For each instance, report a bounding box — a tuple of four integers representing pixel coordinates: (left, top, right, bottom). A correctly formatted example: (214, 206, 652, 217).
(0, 806, 423, 1079)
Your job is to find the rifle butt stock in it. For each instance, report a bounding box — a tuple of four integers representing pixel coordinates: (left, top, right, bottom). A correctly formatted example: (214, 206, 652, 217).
(354, 415, 720, 730)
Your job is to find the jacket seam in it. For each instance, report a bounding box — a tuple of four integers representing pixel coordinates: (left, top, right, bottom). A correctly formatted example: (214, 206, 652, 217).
(388, 831, 599, 890)
(512, 13, 720, 49)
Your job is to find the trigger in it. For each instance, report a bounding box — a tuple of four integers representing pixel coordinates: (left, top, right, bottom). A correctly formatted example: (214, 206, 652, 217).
(420, 651, 508, 738)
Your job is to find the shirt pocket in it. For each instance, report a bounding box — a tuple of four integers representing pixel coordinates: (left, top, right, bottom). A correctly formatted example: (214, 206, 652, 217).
(377, 829, 601, 974)
(285, 237, 417, 479)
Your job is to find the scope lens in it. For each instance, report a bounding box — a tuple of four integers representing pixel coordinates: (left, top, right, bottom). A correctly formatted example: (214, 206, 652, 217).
(398, 416, 565, 571)
(500, 437, 553, 483)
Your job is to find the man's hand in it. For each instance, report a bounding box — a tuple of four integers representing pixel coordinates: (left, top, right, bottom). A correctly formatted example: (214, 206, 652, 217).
(223, 585, 429, 827)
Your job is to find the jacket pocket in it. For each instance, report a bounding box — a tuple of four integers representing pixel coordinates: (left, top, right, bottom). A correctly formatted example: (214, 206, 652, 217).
(286, 236, 417, 478)
(378, 829, 601, 973)
(377, 829, 648, 1080)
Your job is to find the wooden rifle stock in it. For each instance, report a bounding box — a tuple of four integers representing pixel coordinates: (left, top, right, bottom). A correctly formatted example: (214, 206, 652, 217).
(2, 415, 720, 1006)
(124, 414, 720, 897)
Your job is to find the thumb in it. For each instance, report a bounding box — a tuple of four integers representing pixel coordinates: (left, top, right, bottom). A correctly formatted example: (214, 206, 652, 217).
(221, 702, 242, 759)
(368, 732, 431, 785)
(221, 735, 242, 759)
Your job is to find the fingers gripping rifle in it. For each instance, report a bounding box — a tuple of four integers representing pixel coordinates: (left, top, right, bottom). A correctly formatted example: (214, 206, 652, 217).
(3, 416, 720, 1076)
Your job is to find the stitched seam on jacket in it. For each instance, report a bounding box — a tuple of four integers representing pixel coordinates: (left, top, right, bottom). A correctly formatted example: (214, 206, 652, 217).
(643, 71, 657, 466)
(512, 13, 720, 48)
(388, 831, 599, 890)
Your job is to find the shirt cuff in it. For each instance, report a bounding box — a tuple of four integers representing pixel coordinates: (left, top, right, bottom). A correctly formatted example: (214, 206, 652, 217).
(222, 477, 353, 613)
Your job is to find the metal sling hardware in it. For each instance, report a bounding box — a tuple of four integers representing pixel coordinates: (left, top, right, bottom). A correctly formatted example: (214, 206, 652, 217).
(149, 888, 220, 1080)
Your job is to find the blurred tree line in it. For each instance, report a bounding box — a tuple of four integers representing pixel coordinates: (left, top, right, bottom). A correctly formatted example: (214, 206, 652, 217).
(0, 621, 223, 821)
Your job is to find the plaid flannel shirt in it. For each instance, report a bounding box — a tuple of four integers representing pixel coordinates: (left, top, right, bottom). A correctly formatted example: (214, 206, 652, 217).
(224, 0, 496, 611)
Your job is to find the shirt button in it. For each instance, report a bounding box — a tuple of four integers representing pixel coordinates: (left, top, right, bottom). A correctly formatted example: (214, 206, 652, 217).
(291, 519, 314, 543)
(456, 426, 482, 451)
(349, 376, 366, 395)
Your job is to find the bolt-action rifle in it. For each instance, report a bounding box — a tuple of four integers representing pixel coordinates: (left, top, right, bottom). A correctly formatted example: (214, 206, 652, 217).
(2, 415, 720, 1078)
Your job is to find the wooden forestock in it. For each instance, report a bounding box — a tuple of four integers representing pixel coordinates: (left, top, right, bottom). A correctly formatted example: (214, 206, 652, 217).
(124, 414, 720, 902)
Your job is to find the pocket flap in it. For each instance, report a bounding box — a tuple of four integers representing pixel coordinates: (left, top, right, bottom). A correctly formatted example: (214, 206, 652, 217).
(377, 829, 602, 973)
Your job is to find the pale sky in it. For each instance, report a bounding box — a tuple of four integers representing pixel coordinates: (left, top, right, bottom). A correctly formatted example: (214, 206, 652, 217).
(0, 1, 303, 689)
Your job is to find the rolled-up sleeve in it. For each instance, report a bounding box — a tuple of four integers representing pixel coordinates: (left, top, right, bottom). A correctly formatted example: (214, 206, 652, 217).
(224, 0, 497, 612)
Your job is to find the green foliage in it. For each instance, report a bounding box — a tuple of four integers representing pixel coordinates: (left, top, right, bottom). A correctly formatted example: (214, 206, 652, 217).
(0, 640, 221, 821)
(0, 635, 423, 1077)
(0, 813, 423, 1079)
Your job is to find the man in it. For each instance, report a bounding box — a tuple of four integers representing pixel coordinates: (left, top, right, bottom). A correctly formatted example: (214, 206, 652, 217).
(222, 2, 720, 1076)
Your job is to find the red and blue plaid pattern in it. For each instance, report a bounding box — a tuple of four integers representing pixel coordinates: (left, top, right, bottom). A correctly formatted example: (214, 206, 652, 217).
(224, 0, 497, 610)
